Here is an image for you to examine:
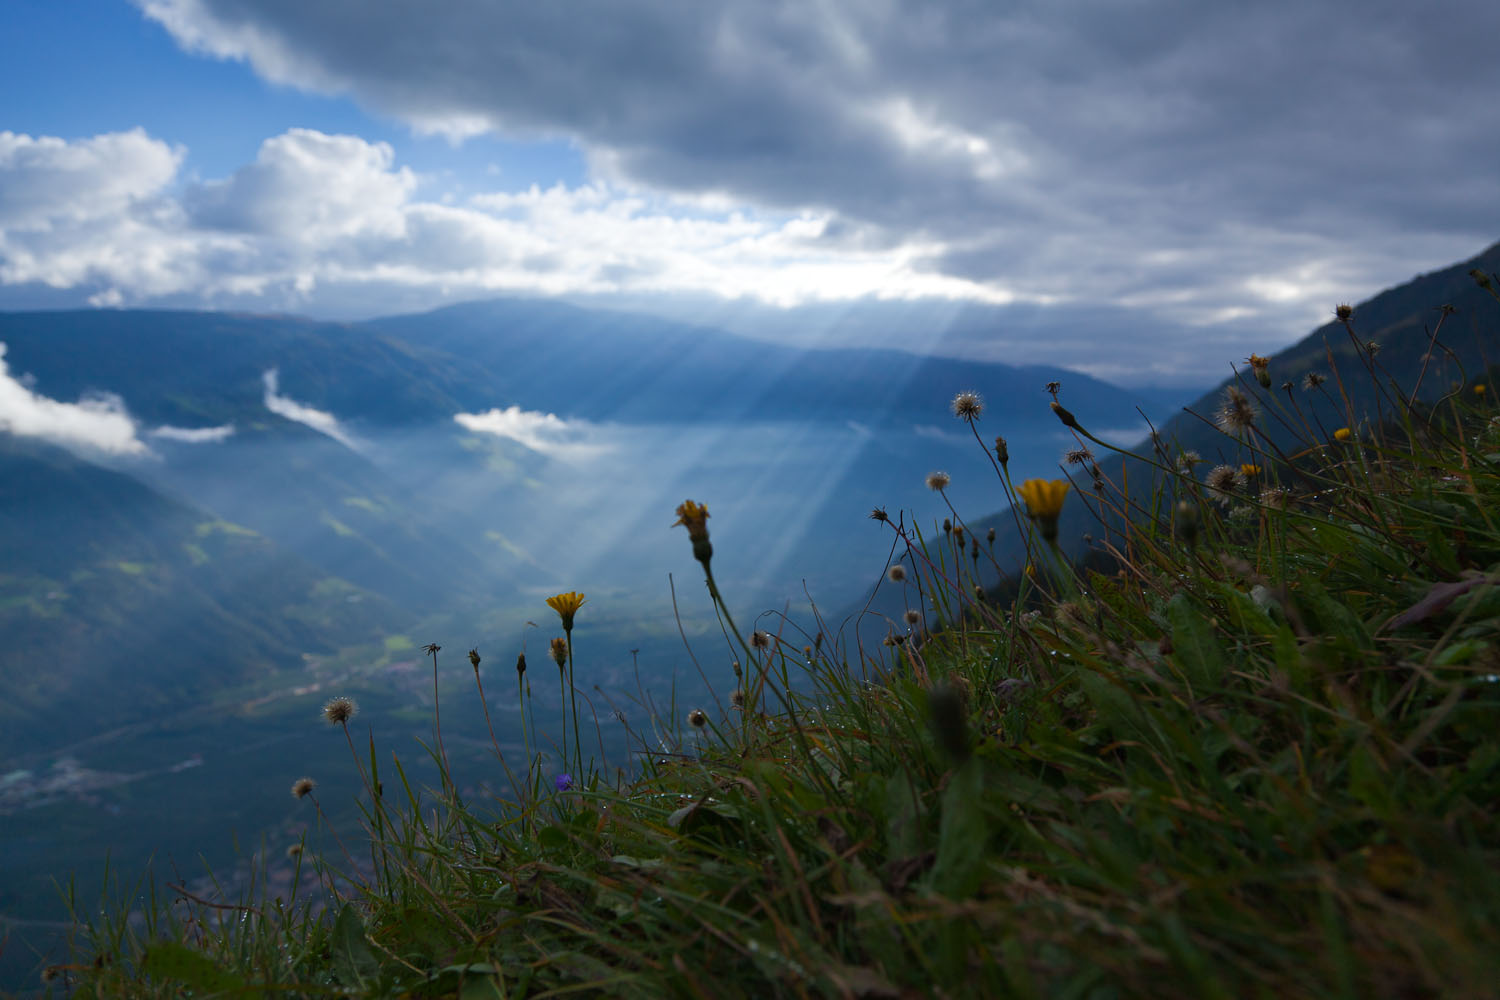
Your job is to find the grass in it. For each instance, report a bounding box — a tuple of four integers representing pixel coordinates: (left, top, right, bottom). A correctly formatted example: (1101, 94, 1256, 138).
(46, 286, 1500, 998)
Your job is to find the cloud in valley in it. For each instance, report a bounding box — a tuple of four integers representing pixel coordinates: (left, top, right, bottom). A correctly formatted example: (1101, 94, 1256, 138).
(454, 406, 611, 460)
(0, 342, 147, 455)
(149, 422, 236, 443)
(262, 368, 359, 449)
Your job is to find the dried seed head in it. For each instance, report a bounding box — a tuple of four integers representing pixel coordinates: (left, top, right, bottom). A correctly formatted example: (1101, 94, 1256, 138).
(1215, 385, 1257, 436)
(951, 391, 984, 421)
(1206, 464, 1241, 498)
(1064, 447, 1094, 466)
(868, 506, 889, 522)
(994, 436, 1009, 466)
(468, 648, 481, 670)
(549, 636, 568, 669)
(750, 631, 771, 650)
(926, 470, 951, 491)
(322, 697, 357, 726)
(1303, 372, 1326, 390)
(687, 709, 708, 729)
(887, 564, 907, 583)
(731, 690, 745, 708)
(1335, 303, 1354, 321)
(904, 609, 922, 627)
(291, 777, 316, 799)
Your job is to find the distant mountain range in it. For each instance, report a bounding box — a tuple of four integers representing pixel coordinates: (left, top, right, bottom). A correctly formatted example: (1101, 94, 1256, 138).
(0, 299, 1174, 759)
(954, 238, 1500, 588)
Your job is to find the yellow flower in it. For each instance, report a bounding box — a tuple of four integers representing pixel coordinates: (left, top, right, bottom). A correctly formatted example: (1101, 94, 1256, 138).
(1246, 354, 1272, 388)
(673, 499, 713, 566)
(1333, 427, 1352, 442)
(1017, 478, 1069, 542)
(1240, 464, 1260, 479)
(546, 591, 586, 632)
(1476, 384, 1488, 397)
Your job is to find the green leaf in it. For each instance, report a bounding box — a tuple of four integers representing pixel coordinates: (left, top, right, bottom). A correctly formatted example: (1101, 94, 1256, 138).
(141, 941, 254, 996)
(331, 902, 380, 990)
(1167, 592, 1223, 687)
(929, 761, 987, 898)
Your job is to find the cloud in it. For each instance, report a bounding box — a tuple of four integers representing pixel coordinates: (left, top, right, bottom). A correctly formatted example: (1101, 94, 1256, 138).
(262, 369, 358, 449)
(454, 406, 611, 460)
(127, 0, 1500, 330)
(148, 422, 236, 443)
(0, 342, 147, 455)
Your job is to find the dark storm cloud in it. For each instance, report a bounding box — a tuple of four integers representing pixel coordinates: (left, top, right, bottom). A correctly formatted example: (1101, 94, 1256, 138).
(135, 0, 1500, 329)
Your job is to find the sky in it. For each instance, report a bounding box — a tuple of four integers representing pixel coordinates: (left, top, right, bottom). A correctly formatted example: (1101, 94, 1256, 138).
(3, 0, 1500, 385)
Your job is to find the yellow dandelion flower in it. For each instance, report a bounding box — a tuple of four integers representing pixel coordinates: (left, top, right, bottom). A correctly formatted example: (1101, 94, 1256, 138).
(1017, 478, 1069, 543)
(1240, 464, 1260, 479)
(546, 591, 586, 632)
(1333, 427, 1352, 442)
(1476, 384, 1488, 397)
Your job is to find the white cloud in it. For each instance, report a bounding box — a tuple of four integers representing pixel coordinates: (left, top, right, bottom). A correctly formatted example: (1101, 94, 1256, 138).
(454, 406, 611, 460)
(262, 369, 358, 449)
(0, 342, 147, 455)
(148, 422, 236, 443)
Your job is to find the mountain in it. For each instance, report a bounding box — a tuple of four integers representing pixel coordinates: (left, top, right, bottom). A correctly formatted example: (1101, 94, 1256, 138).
(360, 298, 1180, 427)
(957, 239, 1500, 589)
(0, 435, 403, 758)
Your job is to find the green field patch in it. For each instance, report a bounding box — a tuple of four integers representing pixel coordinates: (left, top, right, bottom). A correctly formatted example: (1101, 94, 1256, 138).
(194, 519, 258, 539)
(342, 496, 385, 516)
(320, 514, 358, 538)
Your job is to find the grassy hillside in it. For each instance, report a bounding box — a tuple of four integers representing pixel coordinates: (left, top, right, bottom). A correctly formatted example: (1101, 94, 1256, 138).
(45, 269, 1500, 998)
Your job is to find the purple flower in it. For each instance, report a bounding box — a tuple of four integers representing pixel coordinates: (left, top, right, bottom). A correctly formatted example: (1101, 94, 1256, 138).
(554, 773, 573, 792)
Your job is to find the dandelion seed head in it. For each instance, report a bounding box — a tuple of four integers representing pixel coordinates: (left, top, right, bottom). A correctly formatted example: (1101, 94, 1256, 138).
(926, 470, 951, 491)
(887, 564, 907, 583)
(322, 697, 357, 726)
(291, 777, 316, 799)
(951, 391, 984, 421)
(688, 709, 708, 729)
(1215, 385, 1257, 435)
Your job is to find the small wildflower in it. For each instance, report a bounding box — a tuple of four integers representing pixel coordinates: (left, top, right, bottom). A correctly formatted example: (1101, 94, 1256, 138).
(974, 584, 985, 602)
(926, 471, 951, 491)
(868, 506, 889, 522)
(1477, 384, 1488, 397)
(291, 777, 316, 799)
(751, 631, 771, 650)
(1176, 450, 1202, 475)
(1335, 304, 1354, 321)
(951, 391, 983, 421)
(731, 690, 745, 709)
(1280, 380, 1294, 392)
(1239, 463, 1260, 479)
(1303, 372, 1326, 390)
(1365, 341, 1381, 356)
(285, 844, 303, 860)
(904, 609, 922, 627)
(732, 659, 741, 678)
(549, 636, 568, 669)
(673, 500, 713, 565)
(688, 709, 708, 729)
(1333, 427, 1352, 442)
(803, 645, 813, 658)
(546, 591, 586, 632)
(994, 436, 1009, 466)
(882, 635, 896, 647)
(887, 564, 907, 583)
(1064, 446, 1094, 466)
(1215, 385, 1257, 436)
(1247, 354, 1272, 388)
(322, 697, 357, 726)
(554, 773, 573, 792)
(1017, 478, 1069, 543)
